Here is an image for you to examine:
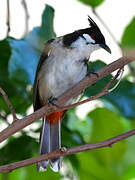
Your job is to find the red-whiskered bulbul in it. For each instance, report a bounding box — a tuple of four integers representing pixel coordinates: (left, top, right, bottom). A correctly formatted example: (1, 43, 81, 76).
(33, 16, 111, 172)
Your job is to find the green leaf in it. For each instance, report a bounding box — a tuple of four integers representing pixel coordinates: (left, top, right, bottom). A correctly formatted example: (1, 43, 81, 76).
(121, 136, 135, 171)
(62, 111, 85, 147)
(8, 39, 40, 84)
(74, 108, 126, 180)
(76, 152, 120, 180)
(66, 110, 92, 142)
(62, 125, 85, 147)
(121, 17, 135, 51)
(88, 108, 126, 166)
(77, 0, 104, 8)
(8, 168, 26, 180)
(0, 39, 32, 114)
(122, 163, 135, 180)
(24, 165, 61, 180)
(0, 134, 38, 165)
(6, 165, 61, 180)
(0, 40, 11, 92)
(85, 60, 112, 96)
(85, 60, 135, 119)
(0, 39, 12, 113)
(67, 154, 80, 170)
(0, 40, 31, 114)
(104, 80, 135, 119)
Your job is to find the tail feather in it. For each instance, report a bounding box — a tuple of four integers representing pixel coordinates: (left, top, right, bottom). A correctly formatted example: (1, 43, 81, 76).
(50, 122, 61, 172)
(37, 117, 61, 172)
(37, 118, 50, 171)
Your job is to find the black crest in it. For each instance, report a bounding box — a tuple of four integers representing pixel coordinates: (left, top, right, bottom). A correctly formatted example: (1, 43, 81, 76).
(63, 16, 105, 47)
(63, 31, 84, 47)
(88, 16, 98, 28)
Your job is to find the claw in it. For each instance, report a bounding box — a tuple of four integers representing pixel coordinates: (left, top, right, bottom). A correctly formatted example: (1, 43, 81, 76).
(60, 147, 67, 152)
(87, 69, 99, 78)
(48, 96, 58, 107)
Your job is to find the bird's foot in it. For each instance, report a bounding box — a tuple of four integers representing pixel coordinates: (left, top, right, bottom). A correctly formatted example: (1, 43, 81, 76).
(87, 69, 99, 78)
(48, 96, 59, 108)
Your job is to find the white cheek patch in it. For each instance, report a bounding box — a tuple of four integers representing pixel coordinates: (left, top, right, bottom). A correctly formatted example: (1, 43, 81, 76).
(83, 34, 95, 44)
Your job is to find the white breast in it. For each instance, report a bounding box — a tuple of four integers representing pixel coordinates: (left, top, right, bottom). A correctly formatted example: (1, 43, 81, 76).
(38, 39, 91, 105)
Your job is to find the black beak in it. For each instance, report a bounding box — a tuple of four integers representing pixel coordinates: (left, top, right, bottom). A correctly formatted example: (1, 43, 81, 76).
(100, 44, 111, 54)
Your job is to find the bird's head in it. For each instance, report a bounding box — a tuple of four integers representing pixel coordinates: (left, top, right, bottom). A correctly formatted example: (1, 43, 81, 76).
(63, 16, 111, 54)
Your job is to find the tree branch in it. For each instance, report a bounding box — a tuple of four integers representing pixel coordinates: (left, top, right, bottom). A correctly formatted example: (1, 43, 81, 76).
(0, 128, 135, 172)
(0, 56, 134, 144)
(0, 88, 18, 122)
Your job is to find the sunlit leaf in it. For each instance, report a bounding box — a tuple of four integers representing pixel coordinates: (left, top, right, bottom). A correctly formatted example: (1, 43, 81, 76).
(74, 108, 126, 179)
(121, 136, 135, 171)
(76, 151, 120, 180)
(24, 165, 61, 180)
(8, 168, 26, 180)
(77, 0, 104, 8)
(88, 108, 126, 166)
(122, 163, 135, 180)
(121, 17, 135, 51)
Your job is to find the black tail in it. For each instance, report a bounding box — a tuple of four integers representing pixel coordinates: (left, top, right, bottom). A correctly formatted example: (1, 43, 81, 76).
(37, 118, 61, 172)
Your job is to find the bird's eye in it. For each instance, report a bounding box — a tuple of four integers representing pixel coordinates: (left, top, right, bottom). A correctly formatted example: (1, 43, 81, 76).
(90, 33, 95, 40)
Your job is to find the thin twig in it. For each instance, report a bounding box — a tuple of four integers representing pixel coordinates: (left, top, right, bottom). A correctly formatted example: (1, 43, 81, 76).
(104, 68, 122, 90)
(0, 56, 134, 144)
(0, 128, 135, 172)
(6, 0, 10, 36)
(21, 0, 29, 35)
(108, 68, 124, 92)
(0, 88, 18, 122)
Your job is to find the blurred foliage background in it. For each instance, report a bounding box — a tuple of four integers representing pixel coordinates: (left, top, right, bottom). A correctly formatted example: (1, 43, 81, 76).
(0, 0, 135, 180)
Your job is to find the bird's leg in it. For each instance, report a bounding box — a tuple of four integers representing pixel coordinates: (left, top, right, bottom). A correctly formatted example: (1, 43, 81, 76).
(82, 59, 99, 78)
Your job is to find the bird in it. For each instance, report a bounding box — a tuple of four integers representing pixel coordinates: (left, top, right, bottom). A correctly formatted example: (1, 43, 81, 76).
(33, 16, 111, 172)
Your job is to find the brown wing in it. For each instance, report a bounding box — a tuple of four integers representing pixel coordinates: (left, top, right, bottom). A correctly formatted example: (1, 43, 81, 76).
(33, 41, 52, 111)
